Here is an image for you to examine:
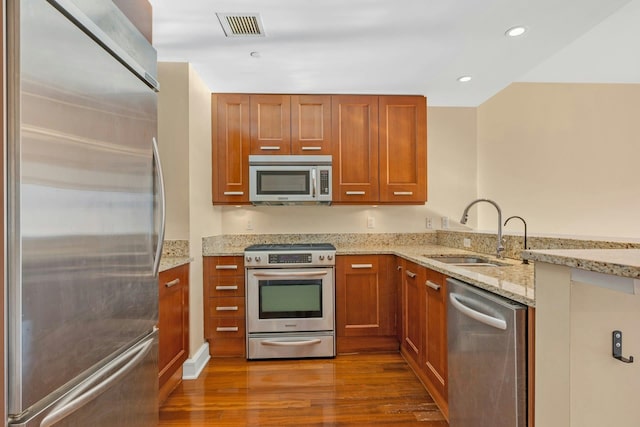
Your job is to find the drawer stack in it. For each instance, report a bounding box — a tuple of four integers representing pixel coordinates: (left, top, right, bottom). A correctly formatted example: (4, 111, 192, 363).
(203, 256, 245, 357)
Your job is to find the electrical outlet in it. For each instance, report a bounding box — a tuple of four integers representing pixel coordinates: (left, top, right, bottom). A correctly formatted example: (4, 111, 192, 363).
(246, 220, 253, 230)
(441, 217, 449, 229)
(463, 238, 471, 248)
(426, 217, 433, 229)
(367, 216, 375, 229)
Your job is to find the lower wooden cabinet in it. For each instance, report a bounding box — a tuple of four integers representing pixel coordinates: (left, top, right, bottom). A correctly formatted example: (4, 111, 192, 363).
(158, 263, 190, 405)
(335, 255, 397, 353)
(400, 259, 425, 366)
(203, 256, 246, 357)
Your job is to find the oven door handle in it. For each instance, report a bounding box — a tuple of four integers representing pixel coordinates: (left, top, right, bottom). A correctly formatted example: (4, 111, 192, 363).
(262, 339, 322, 347)
(251, 271, 329, 277)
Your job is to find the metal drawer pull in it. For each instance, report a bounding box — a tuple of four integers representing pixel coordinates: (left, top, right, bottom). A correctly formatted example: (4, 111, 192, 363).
(351, 264, 373, 269)
(301, 146, 322, 151)
(165, 278, 180, 288)
(215, 285, 238, 290)
(216, 265, 238, 270)
(345, 191, 365, 195)
(216, 306, 239, 311)
(223, 191, 244, 196)
(406, 270, 416, 278)
(394, 191, 414, 196)
(426, 280, 441, 291)
(216, 326, 239, 332)
(262, 339, 321, 347)
(260, 146, 281, 150)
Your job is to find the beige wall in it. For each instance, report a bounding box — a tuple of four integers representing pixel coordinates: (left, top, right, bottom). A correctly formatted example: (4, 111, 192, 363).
(219, 106, 478, 234)
(477, 82, 640, 239)
(158, 62, 221, 357)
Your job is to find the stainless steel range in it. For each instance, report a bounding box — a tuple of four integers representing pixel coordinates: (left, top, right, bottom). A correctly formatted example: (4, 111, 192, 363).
(244, 243, 336, 360)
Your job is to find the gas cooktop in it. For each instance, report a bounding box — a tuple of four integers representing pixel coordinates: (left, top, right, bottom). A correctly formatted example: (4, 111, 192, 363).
(244, 243, 336, 252)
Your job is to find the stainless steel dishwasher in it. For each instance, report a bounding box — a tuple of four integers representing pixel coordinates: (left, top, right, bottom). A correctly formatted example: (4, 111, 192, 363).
(447, 278, 527, 427)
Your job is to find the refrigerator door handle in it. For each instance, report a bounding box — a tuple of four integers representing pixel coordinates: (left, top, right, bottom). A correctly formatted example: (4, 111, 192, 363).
(39, 337, 154, 427)
(152, 137, 166, 277)
(449, 292, 507, 330)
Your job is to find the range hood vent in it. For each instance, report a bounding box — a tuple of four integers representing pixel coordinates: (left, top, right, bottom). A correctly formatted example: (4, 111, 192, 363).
(216, 13, 265, 37)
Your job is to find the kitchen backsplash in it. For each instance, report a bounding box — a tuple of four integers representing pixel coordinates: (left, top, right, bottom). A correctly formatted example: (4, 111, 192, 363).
(162, 240, 189, 257)
(436, 231, 640, 260)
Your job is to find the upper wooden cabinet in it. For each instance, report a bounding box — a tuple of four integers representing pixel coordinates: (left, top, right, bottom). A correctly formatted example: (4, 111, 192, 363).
(332, 95, 380, 203)
(379, 96, 427, 203)
(250, 94, 332, 155)
(212, 94, 251, 205)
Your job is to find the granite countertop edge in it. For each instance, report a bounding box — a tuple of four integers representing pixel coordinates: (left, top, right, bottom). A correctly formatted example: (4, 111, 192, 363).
(204, 243, 536, 307)
(159, 256, 193, 272)
(523, 248, 640, 279)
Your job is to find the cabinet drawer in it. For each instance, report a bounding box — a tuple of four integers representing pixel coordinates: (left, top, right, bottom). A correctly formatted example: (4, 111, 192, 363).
(209, 337, 245, 357)
(206, 256, 244, 276)
(208, 276, 245, 297)
(158, 264, 188, 298)
(209, 297, 245, 317)
(208, 317, 246, 338)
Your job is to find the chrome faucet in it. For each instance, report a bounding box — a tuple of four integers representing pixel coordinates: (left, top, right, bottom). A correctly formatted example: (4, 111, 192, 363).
(504, 215, 529, 264)
(459, 198, 504, 258)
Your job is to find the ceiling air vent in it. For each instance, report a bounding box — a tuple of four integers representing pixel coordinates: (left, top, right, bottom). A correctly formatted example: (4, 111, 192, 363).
(216, 13, 265, 37)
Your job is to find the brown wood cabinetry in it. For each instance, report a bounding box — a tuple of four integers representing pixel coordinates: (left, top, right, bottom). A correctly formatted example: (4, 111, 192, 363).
(423, 269, 448, 417)
(379, 96, 427, 203)
(212, 94, 251, 205)
(158, 263, 190, 405)
(331, 95, 380, 203)
(203, 256, 246, 357)
(400, 259, 425, 366)
(291, 95, 332, 155)
(335, 255, 397, 353)
(250, 94, 291, 154)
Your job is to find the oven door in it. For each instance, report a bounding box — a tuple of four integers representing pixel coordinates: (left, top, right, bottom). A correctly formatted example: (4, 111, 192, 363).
(246, 268, 334, 333)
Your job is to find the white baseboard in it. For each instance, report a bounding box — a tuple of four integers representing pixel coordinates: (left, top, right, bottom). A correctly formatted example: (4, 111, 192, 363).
(182, 342, 210, 380)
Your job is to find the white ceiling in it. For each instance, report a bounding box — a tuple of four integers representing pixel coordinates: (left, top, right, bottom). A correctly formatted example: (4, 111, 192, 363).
(149, 0, 638, 107)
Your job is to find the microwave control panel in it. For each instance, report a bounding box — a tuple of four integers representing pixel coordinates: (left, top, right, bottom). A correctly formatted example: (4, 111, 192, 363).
(320, 169, 330, 195)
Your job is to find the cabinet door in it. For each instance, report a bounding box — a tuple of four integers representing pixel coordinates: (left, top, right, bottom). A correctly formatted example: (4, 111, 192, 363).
(158, 264, 189, 394)
(212, 94, 250, 204)
(291, 95, 332, 155)
(424, 269, 448, 408)
(250, 94, 291, 155)
(402, 260, 425, 366)
(379, 95, 427, 203)
(331, 95, 379, 203)
(335, 255, 396, 353)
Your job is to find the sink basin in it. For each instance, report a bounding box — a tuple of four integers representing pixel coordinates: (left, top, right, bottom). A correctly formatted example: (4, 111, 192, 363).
(426, 255, 511, 267)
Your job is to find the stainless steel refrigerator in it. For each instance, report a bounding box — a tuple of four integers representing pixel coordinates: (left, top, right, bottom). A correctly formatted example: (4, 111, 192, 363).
(6, 0, 164, 425)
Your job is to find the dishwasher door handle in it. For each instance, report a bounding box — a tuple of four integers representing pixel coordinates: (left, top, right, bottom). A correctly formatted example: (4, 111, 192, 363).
(449, 293, 507, 330)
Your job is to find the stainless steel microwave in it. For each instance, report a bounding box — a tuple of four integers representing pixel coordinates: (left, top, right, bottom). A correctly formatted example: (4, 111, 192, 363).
(249, 155, 332, 205)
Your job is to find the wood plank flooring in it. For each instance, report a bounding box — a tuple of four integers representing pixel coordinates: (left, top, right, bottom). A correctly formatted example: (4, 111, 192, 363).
(159, 353, 447, 426)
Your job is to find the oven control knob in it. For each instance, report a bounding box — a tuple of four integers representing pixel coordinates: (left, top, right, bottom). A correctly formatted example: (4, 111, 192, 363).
(255, 256, 261, 262)
(319, 255, 325, 261)
(328, 255, 333, 261)
(245, 256, 252, 263)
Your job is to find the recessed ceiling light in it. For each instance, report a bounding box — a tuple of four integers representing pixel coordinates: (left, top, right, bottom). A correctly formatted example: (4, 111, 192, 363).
(457, 75, 472, 83)
(505, 26, 527, 37)
(250, 51, 260, 58)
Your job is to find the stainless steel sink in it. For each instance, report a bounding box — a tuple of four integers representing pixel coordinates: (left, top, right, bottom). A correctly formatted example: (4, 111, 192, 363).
(425, 255, 511, 267)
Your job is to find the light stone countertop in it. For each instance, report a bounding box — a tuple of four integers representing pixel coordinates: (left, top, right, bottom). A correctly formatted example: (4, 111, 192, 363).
(159, 256, 192, 272)
(523, 248, 640, 279)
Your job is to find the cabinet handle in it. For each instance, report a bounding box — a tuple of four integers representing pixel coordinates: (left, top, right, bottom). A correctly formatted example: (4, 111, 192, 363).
(351, 264, 373, 269)
(164, 278, 180, 288)
(301, 146, 322, 151)
(406, 270, 416, 278)
(393, 191, 414, 196)
(215, 285, 238, 290)
(216, 326, 239, 332)
(426, 280, 441, 291)
(216, 265, 238, 270)
(260, 146, 281, 151)
(345, 191, 365, 195)
(223, 191, 244, 196)
(397, 266, 403, 271)
(216, 306, 239, 311)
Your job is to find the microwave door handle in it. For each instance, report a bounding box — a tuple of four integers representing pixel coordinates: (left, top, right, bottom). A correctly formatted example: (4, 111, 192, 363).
(311, 169, 317, 198)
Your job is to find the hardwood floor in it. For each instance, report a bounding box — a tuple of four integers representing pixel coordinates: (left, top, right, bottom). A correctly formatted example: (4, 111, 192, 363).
(159, 353, 447, 426)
